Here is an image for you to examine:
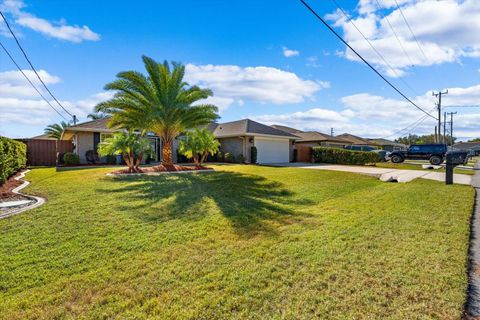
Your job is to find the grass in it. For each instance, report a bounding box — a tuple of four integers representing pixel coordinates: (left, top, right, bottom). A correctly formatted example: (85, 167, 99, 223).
(0, 165, 475, 319)
(373, 161, 476, 175)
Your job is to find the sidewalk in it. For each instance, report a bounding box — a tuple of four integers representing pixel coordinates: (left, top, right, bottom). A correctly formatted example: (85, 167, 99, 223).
(270, 163, 472, 185)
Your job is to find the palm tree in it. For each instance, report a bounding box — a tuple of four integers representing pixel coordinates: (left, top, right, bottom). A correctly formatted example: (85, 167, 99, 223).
(87, 112, 108, 120)
(98, 132, 152, 173)
(178, 128, 220, 165)
(44, 121, 69, 140)
(95, 56, 218, 165)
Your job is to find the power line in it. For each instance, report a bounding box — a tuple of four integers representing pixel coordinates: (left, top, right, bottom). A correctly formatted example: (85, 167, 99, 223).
(0, 10, 75, 120)
(444, 105, 480, 108)
(374, 0, 415, 67)
(298, 0, 437, 120)
(393, 0, 428, 61)
(330, 0, 419, 96)
(380, 107, 435, 139)
(0, 41, 69, 121)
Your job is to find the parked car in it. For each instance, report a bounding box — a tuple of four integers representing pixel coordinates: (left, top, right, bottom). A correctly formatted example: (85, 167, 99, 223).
(344, 145, 390, 161)
(390, 144, 447, 165)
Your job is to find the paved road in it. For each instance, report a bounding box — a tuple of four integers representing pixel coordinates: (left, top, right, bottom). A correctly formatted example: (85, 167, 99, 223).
(269, 163, 472, 185)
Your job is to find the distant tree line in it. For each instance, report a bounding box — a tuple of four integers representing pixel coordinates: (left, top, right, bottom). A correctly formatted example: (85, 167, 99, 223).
(395, 134, 456, 145)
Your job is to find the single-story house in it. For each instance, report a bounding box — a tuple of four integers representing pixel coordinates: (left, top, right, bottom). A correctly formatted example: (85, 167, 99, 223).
(209, 119, 298, 163)
(60, 118, 166, 164)
(367, 138, 408, 151)
(453, 141, 480, 155)
(30, 134, 56, 140)
(336, 133, 372, 146)
(271, 125, 349, 148)
(54, 117, 297, 164)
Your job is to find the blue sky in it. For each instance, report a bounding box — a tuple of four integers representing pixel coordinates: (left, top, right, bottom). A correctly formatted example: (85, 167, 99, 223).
(1, 0, 480, 140)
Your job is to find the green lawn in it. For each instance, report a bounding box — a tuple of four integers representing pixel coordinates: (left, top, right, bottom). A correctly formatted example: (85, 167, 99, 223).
(373, 161, 476, 175)
(0, 165, 474, 319)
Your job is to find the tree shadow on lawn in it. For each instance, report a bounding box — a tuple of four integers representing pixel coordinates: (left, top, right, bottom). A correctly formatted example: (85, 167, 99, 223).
(97, 171, 314, 237)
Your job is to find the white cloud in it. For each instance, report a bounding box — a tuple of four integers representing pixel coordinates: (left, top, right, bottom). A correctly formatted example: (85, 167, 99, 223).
(0, 69, 112, 128)
(252, 83, 480, 140)
(327, 0, 480, 76)
(306, 56, 321, 68)
(193, 96, 235, 113)
(185, 64, 329, 109)
(282, 46, 300, 57)
(1, 0, 100, 43)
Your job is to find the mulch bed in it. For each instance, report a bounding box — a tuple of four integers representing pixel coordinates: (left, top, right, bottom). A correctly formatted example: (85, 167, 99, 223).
(110, 164, 212, 175)
(0, 174, 25, 202)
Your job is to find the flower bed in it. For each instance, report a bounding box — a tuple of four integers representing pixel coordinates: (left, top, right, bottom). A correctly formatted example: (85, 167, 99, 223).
(110, 164, 212, 175)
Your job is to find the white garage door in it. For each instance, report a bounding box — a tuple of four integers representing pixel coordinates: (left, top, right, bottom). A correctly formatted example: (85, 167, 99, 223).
(255, 137, 290, 164)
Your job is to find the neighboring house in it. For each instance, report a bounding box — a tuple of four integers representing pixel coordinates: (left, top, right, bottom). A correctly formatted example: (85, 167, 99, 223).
(60, 118, 165, 164)
(209, 119, 298, 163)
(367, 138, 407, 151)
(336, 133, 372, 146)
(453, 141, 480, 155)
(30, 134, 56, 140)
(271, 125, 349, 148)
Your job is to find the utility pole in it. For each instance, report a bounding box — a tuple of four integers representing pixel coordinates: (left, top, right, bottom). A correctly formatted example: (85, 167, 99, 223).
(433, 90, 448, 143)
(443, 111, 447, 144)
(447, 111, 457, 146)
(73, 115, 78, 125)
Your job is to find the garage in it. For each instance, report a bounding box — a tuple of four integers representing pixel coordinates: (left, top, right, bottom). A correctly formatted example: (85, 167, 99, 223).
(254, 137, 290, 164)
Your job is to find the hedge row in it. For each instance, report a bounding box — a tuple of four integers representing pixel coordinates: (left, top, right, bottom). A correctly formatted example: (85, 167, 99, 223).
(312, 146, 381, 165)
(0, 136, 27, 184)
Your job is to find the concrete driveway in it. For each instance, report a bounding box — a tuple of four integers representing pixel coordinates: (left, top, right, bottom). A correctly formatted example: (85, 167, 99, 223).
(268, 163, 473, 185)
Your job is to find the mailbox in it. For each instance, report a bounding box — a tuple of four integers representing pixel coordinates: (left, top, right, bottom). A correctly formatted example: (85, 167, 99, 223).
(445, 151, 469, 184)
(446, 151, 469, 165)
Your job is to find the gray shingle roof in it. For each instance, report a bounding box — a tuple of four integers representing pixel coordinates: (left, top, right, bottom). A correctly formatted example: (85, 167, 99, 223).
(368, 138, 407, 147)
(294, 131, 350, 143)
(336, 133, 372, 145)
(454, 142, 480, 150)
(67, 117, 113, 131)
(211, 119, 298, 138)
(270, 124, 304, 134)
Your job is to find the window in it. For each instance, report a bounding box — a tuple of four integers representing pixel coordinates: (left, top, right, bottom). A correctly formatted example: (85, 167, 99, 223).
(409, 146, 421, 152)
(100, 133, 113, 143)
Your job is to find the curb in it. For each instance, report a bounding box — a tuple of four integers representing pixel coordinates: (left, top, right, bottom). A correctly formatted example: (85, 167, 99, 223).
(465, 161, 480, 318)
(0, 170, 45, 220)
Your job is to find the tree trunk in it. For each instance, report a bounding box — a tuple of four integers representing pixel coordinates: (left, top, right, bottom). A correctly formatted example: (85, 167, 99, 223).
(135, 151, 143, 170)
(162, 138, 173, 165)
(200, 152, 208, 166)
(123, 153, 133, 173)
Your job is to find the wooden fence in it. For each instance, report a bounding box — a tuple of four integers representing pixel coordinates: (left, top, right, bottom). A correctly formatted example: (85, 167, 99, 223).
(17, 139, 74, 166)
(295, 145, 312, 163)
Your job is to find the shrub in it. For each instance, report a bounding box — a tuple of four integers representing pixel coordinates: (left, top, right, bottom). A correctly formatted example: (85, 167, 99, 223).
(250, 146, 257, 164)
(215, 151, 223, 162)
(224, 152, 235, 163)
(0, 137, 27, 184)
(105, 154, 117, 164)
(85, 150, 99, 164)
(63, 152, 80, 166)
(312, 147, 381, 165)
(57, 152, 66, 165)
(237, 154, 246, 164)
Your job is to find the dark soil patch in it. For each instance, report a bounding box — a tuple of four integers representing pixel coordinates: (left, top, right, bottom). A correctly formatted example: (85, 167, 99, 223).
(110, 164, 212, 175)
(0, 174, 24, 202)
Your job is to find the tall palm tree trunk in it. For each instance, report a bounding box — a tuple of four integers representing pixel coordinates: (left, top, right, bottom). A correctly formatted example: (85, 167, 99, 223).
(162, 138, 173, 165)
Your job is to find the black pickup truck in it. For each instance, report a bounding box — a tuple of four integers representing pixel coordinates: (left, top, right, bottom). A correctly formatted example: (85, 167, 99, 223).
(390, 144, 447, 165)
